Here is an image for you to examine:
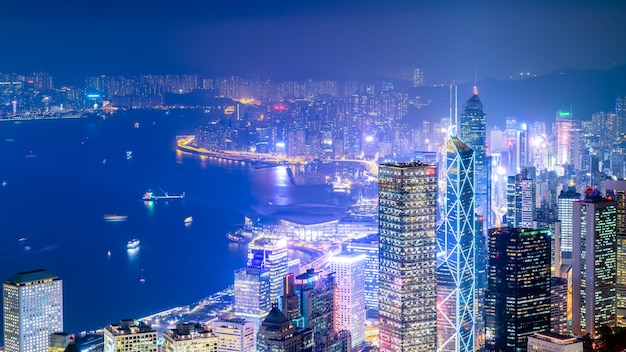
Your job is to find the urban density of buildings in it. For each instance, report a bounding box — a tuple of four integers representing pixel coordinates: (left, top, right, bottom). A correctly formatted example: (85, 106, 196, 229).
(4, 67, 626, 352)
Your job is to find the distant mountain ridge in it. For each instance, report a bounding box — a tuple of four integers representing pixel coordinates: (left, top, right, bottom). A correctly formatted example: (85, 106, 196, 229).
(406, 65, 626, 128)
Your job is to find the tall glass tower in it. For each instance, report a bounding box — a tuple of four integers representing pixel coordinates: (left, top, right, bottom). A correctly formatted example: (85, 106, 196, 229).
(459, 88, 487, 221)
(437, 137, 475, 352)
(378, 161, 438, 351)
(3, 269, 63, 352)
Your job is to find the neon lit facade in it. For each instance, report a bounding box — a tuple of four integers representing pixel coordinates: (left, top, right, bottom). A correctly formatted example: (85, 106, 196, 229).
(437, 137, 475, 352)
(378, 161, 438, 351)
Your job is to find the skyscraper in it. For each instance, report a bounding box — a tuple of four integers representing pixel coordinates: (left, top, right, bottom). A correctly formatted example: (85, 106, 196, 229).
(234, 266, 271, 330)
(485, 228, 551, 352)
(103, 319, 157, 352)
(257, 305, 313, 352)
(378, 161, 438, 351)
(604, 180, 626, 326)
(211, 318, 256, 352)
(294, 269, 336, 349)
(343, 234, 379, 314)
(162, 322, 218, 352)
(329, 253, 366, 347)
(572, 190, 618, 337)
(436, 137, 475, 352)
(3, 269, 64, 352)
(550, 277, 568, 335)
(557, 185, 580, 266)
(506, 169, 536, 228)
(459, 87, 487, 219)
(248, 237, 289, 305)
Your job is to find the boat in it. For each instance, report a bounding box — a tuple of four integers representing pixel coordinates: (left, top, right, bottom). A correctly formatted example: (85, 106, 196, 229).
(226, 230, 253, 243)
(184, 216, 193, 224)
(107, 250, 111, 256)
(142, 189, 185, 202)
(127, 239, 140, 249)
(139, 269, 146, 284)
(103, 214, 128, 222)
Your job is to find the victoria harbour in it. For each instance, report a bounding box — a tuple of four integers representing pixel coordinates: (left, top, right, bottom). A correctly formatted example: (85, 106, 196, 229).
(0, 110, 348, 337)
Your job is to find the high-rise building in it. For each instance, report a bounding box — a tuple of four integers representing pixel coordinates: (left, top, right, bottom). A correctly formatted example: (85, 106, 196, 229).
(103, 319, 157, 352)
(550, 277, 569, 335)
(506, 169, 536, 228)
(557, 185, 580, 266)
(280, 274, 302, 326)
(604, 180, 626, 326)
(485, 228, 551, 352)
(329, 253, 366, 347)
(248, 237, 289, 305)
(378, 161, 438, 351)
(459, 87, 487, 219)
(3, 269, 64, 352)
(257, 305, 313, 352)
(343, 234, 379, 314)
(211, 318, 256, 352)
(294, 270, 336, 349)
(234, 266, 271, 330)
(436, 137, 475, 352)
(526, 332, 583, 352)
(555, 111, 573, 169)
(162, 323, 218, 352)
(572, 190, 618, 337)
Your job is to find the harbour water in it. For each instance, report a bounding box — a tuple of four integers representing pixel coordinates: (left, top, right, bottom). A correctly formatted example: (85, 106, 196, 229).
(0, 109, 349, 339)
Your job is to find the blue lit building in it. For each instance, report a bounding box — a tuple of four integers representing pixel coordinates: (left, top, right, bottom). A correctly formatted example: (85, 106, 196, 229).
(343, 234, 379, 314)
(436, 137, 475, 352)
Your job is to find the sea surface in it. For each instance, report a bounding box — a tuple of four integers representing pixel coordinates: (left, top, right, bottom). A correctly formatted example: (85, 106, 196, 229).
(0, 109, 345, 339)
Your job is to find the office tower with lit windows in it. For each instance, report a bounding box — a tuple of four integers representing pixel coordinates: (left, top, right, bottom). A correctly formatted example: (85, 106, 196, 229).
(604, 179, 626, 326)
(343, 234, 379, 313)
(557, 185, 580, 267)
(378, 161, 438, 351)
(257, 305, 313, 352)
(162, 323, 218, 352)
(459, 87, 487, 220)
(526, 333, 583, 352)
(281, 274, 302, 326)
(506, 169, 536, 228)
(436, 137, 475, 352)
(103, 319, 157, 352)
(485, 228, 551, 352)
(234, 266, 271, 330)
(248, 237, 289, 305)
(329, 253, 366, 347)
(555, 111, 573, 170)
(3, 269, 64, 352)
(550, 277, 569, 335)
(211, 318, 256, 352)
(294, 269, 336, 349)
(572, 190, 618, 337)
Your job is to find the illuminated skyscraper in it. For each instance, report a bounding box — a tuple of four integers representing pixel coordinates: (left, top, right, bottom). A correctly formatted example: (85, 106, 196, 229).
(459, 87, 487, 219)
(211, 318, 256, 352)
(344, 234, 379, 313)
(162, 323, 218, 352)
(3, 269, 63, 352)
(248, 237, 289, 305)
(485, 227, 550, 352)
(557, 185, 580, 266)
(485, 228, 551, 352)
(103, 319, 157, 352)
(294, 270, 336, 349)
(572, 191, 618, 337)
(257, 305, 313, 352)
(234, 266, 271, 330)
(506, 169, 536, 228)
(329, 253, 366, 347)
(555, 111, 573, 169)
(550, 277, 568, 335)
(604, 180, 626, 326)
(378, 161, 438, 351)
(436, 137, 475, 352)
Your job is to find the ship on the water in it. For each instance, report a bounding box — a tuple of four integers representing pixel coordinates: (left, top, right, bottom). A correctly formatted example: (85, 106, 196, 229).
(127, 239, 140, 249)
(142, 189, 185, 202)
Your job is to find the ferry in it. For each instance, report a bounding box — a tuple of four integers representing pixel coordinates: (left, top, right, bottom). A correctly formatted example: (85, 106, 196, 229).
(184, 216, 193, 224)
(103, 214, 128, 222)
(127, 239, 140, 249)
(142, 190, 185, 202)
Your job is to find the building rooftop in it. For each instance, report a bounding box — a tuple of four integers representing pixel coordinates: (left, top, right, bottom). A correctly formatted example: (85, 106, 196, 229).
(531, 332, 580, 345)
(105, 320, 155, 336)
(5, 269, 59, 285)
(380, 161, 434, 168)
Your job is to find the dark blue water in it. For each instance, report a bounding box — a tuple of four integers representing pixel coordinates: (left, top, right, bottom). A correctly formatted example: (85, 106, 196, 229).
(0, 110, 335, 338)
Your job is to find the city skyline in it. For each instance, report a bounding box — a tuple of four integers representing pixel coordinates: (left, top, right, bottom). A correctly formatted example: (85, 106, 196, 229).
(1, 1, 626, 83)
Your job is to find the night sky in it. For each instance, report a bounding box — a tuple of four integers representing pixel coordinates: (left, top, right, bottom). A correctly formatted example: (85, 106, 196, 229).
(1, 0, 626, 83)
